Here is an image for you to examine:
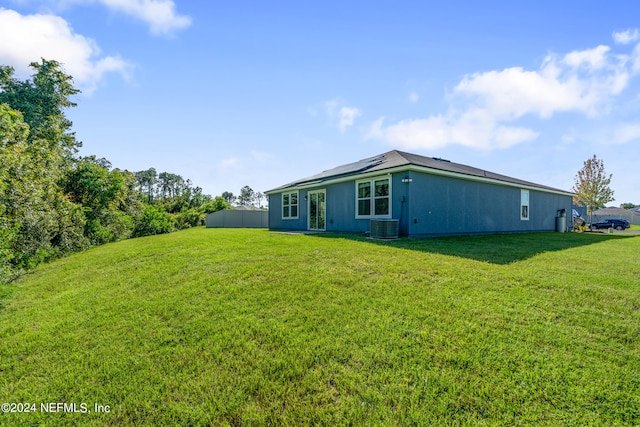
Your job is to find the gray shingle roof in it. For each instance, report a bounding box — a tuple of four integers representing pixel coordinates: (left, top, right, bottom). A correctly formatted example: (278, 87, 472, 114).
(267, 150, 572, 195)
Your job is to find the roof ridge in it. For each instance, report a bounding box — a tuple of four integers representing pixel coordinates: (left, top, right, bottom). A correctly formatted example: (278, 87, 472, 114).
(391, 149, 453, 165)
(266, 149, 573, 196)
(384, 149, 411, 162)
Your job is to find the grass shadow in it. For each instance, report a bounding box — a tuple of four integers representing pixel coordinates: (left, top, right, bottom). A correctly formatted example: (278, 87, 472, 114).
(313, 232, 637, 265)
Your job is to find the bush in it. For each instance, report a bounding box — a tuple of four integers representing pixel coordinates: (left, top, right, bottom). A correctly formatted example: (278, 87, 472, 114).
(202, 196, 230, 214)
(85, 211, 135, 245)
(175, 209, 204, 230)
(133, 205, 174, 237)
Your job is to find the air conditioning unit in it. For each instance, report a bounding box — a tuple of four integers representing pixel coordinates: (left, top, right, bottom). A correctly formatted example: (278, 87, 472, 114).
(370, 219, 399, 239)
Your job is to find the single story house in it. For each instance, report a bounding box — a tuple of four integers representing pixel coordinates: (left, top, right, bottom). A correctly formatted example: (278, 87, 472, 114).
(265, 150, 574, 237)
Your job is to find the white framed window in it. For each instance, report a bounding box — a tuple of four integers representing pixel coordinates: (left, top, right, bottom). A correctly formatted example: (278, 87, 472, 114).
(282, 191, 298, 219)
(356, 177, 391, 218)
(520, 189, 529, 221)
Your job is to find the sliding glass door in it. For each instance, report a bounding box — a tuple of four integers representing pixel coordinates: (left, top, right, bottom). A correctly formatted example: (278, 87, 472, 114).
(308, 190, 326, 231)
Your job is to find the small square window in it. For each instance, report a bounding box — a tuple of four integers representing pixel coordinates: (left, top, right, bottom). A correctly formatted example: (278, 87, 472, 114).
(375, 180, 389, 197)
(358, 199, 371, 216)
(375, 198, 389, 215)
(358, 182, 371, 198)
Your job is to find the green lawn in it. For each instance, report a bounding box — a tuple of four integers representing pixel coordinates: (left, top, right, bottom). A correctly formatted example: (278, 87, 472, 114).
(0, 228, 639, 426)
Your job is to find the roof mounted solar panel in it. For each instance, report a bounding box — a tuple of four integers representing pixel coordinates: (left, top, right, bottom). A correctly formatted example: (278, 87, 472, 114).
(272, 153, 386, 190)
(322, 153, 385, 177)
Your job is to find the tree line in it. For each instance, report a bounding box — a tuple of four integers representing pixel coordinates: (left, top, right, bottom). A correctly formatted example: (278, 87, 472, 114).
(0, 59, 261, 283)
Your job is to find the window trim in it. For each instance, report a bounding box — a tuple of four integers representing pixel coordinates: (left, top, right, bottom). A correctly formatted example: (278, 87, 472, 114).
(355, 176, 392, 219)
(282, 191, 299, 220)
(520, 189, 529, 221)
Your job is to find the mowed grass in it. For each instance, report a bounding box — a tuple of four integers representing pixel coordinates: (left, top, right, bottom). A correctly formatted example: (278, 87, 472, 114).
(0, 228, 639, 426)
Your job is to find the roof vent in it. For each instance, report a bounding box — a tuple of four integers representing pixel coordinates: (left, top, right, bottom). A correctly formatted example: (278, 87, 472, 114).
(432, 157, 450, 162)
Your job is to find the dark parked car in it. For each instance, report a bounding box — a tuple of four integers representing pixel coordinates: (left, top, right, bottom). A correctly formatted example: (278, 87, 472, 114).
(590, 219, 630, 230)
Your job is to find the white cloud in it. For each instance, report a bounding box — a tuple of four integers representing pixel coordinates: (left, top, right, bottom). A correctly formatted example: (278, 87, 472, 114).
(366, 113, 539, 151)
(43, 0, 191, 36)
(562, 45, 610, 70)
(612, 123, 640, 144)
(408, 91, 419, 103)
(338, 106, 360, 133)
(613, 28, 640, 45)
(493, 125, 540, 148)
(454, 66, 581, 119)
(323, 99, 361, 133)
(0, 8, 132, 93)
(96, 0, 191, 36)
(455, 46, 629, 118)
(367, 41, 639, 151)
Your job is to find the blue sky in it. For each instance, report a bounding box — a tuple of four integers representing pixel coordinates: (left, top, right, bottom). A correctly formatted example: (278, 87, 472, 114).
(1, 1, 639, 204)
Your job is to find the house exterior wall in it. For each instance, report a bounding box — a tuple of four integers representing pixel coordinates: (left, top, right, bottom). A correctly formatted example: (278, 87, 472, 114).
(268, 183, 368, 232)
(268, 174, 407, 233)
(405, 172, 572, 237)
(268, 170, 573, 236)
(268, 190, 307, 230)
(324, 176, 408, 233)
(325, 181, 362, 232)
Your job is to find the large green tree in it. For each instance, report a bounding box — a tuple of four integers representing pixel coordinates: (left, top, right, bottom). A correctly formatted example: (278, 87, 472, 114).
(62, 157, 140, 245)
(0, 104, 28, 280)
(238, 185, 255, 206)
(221, 191, 235, 205)
(572, 155, 615, 227)
(0, 60, 88, 280)
(0, 59, 81, 155)
(135, 168, 157, 203)
(0, 103, 86, 278)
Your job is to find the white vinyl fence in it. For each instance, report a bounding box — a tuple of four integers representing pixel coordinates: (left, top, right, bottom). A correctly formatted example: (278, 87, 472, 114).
(206, 210, 268, 228)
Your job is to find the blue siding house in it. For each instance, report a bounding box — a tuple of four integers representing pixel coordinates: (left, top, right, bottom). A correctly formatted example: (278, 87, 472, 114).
(265, 150, 574, 237)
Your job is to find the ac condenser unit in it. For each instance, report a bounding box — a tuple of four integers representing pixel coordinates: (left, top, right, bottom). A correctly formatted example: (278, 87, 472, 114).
(370, 219, 399, 239)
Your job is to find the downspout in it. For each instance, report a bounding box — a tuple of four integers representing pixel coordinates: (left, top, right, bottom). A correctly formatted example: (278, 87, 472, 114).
(400, 195, 405, 235)
(400, 173, 412, 236)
